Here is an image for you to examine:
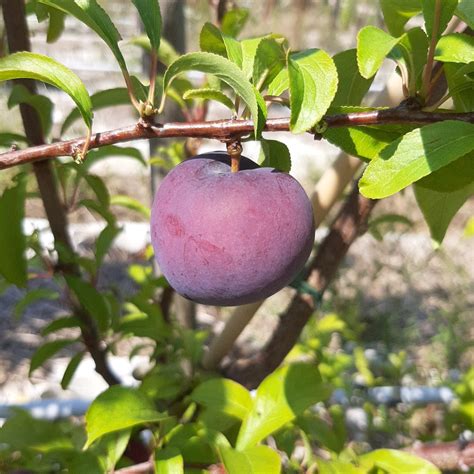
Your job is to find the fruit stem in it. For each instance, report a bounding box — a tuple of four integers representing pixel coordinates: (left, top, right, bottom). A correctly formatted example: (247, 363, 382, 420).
(227, 139, 243, 173)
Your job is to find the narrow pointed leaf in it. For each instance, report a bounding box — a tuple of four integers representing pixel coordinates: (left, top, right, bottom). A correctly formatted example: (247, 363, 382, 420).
(360, 121, 474, 199)
(164, 52, 265, 135)
(14, 288, 59, 320)
(62, 87, 130, 134)
(357, 26, 399, 79)
(183, 88, 236, 112)
(444, 63, 474, 112)
(288, 48, 338, 133)
(0, 176, 27, 287)
(332, 49, 373, 106)
(61, 351, 85, 389)
(200, 22, 242, 67)
(0, 52, 92, 128)
(379, 0, 422, 36)
(40, 0, 127, 72)
(85, 386, 167, 448)
(132, 0, 161, 52)
(423, 0, 458, 39)
(221, 8, 249, 37)
(30, 338, 77, 376)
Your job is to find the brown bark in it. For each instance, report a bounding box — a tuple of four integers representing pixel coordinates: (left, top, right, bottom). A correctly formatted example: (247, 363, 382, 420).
(2, 0, 119, 386)
(223, 182, 377, 388)
(1, 110, 473, 169)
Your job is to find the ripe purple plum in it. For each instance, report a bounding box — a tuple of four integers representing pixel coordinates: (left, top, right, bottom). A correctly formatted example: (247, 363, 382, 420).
(150, 151, 315, 306)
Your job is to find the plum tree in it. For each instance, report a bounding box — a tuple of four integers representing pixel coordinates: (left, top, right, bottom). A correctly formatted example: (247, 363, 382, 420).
(150, 151, 315, 306)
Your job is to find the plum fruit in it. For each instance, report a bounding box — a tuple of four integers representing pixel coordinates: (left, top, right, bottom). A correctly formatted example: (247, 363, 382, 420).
(150, 151, 315, 306)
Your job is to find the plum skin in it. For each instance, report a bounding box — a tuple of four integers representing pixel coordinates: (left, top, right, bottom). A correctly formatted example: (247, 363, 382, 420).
(150, 152, 315, 306)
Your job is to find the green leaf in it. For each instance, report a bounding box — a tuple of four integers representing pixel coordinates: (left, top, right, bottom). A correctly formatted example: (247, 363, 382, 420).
(85, 385, 167, 448)
(323, 123, 413, 161)
(456, 0, 474, 29)
(183, 88, 236, 112)
(236, 363, 330, 450)
(29, 338, 77, 376)
(389, 27, 428, 91)
(0, 133, 28, 147)
(155, 447, 184, 474)
(379, 0, 422, 36)
(61, 351, 84, 389)
(84, 145, 146, 169)
(41, 315, 81, 336)
(423, 0, 458, 39)
(200, 22, 242, 67)
(219, 445, 281, 474)
(110, 195, 150, 219)
(331, 49, 373, 107)
(14, 288, 59, 320)
(191, 378, 252, 421)
(65, 275, 112, 331)
(0, 176, 27, 287)
(444, 63, 474, 112)
(288, 49, 338, 133)
(128, 36, 179, 67)
(92, 430, 131, 472)
(40, 0, 127, 73)
(95, 223, 121, 268)
(221, 8, 249, 37)
(163, 52, 266, 135)
(0, 410, 73, 451)
(360, 449, 440, 474)
(253, 38, 285, 91)
(414, 171, 474, 245)
(62, 87, 130, 134)
(357, 26, 399, 79)
(259, 139, 291, 172)
(132, 0, 161, 52)
(267, 68, 289, 96)
(317, 459, 365, 474)
(8, 83, 54, 136)
(85, 174, 109, 207)
(46, 7, 66, 42)
(359, 121, 474, 198)
(434, 33, 474, 64)
(0, 51, 92, 129)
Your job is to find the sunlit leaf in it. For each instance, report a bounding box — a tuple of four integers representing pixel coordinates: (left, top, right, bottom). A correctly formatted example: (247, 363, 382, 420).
(132, 0, 161, 52)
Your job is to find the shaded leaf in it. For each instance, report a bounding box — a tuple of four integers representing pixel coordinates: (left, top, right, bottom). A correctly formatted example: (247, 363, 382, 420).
(85, 174, 109, 207)
(95, 223, 121, 268)
(0, 51, 92, 128)
(163, 52, 266, 135)
(456, 0, 474, 29)
(332, 49, 373, 107)
(0, 133, 28, 147)
(221, 8, 249, 37)
(8, 83, 54, 136)
(85, 385, 167, 448)
(61, 351, 84, 389)
(444, 62, 474, 112)
(200, 22, 242, 67)
(155, 447, 184, 474)
(423, 0, 458, 39)
(253, 38, 285, 91)
(379, 0, 422, 36)
(0, 176, 27, 287)
(259, 139, 291, 172)
(29, 338, 77, 376)
(84, 144, 146, 169)
(41, 315, 81, 336)
(62, 87, 130, 134)
(14, 288, 59, 320)
(132, 0, 161, 52)
(183, 88, 235, 112)
(359, 121, 474, 198)
(288, 48, 338, 133)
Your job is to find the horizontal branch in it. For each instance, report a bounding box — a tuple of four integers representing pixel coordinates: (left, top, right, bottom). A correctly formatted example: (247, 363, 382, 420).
(1, 109, 473, 169)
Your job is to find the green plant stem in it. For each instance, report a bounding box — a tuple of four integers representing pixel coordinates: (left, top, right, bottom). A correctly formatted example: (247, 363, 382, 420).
(421, 0, 442, 101)
(147, 51, 158, 107)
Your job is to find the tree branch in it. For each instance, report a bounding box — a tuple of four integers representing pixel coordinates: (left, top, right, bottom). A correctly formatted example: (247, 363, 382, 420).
(1, 110, 473, 169)
(223, 182, 377, 388)
(2, 0, 119, 386)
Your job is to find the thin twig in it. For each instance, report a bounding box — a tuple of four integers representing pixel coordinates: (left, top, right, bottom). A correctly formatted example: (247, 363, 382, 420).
(1, 109, 473, 170)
